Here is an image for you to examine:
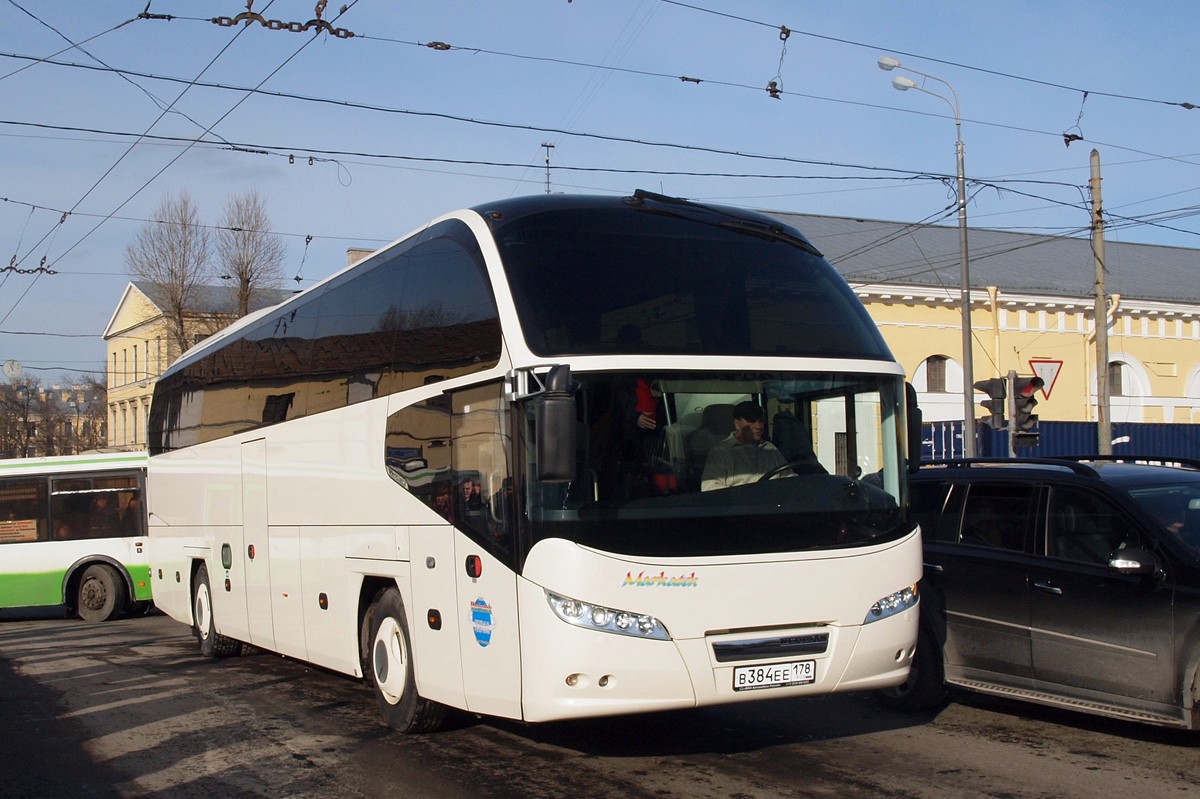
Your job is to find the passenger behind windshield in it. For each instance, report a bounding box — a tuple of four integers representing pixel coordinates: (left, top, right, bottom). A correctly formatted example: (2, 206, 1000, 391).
(701, 401, 790, 491)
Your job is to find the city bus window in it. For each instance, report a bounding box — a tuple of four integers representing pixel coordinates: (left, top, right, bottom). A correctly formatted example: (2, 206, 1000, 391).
(0, 478, 46, 543)
(49, 475, 142, 541)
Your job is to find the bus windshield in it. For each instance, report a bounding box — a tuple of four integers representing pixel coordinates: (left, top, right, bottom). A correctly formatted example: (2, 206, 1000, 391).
(522, 370, 910, 558)
(490, 203, 892, 360)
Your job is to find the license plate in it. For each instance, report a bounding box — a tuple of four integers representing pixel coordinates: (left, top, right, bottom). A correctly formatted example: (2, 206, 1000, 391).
(732, 660, 816, 691)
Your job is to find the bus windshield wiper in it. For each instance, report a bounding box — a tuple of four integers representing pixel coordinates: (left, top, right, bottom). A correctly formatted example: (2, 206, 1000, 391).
(627, 189, 823, 257)
(715, 220, 823, 257)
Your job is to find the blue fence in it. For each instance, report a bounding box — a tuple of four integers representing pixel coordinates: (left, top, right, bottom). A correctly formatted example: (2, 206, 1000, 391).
(921, 421, 1200, 461)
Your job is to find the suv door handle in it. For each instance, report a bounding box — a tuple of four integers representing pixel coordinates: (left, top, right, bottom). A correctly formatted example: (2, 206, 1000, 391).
(924, 561, 944, 574)
(1033, 581, 1063, 595)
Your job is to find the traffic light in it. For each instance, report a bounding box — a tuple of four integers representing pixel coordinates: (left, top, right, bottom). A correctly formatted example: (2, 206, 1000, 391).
(973, 377, 1007, 429)
(1012, 375, 1045, 434)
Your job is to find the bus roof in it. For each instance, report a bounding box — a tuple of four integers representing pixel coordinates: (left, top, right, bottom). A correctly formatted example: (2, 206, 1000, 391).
(0, 452, 148, 475)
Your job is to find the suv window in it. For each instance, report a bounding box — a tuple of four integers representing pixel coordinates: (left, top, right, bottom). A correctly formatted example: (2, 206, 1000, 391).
(959, 483, 1034, 552)
(1044, 485, 1138, 564)
(910, 480, 957, 543)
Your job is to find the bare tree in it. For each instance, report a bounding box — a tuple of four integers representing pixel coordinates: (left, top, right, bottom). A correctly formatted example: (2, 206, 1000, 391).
(0, 378, 43, 457)
(68, 373, 109, 453)
(124, 191, 212, 355)
(217, 189, 287, 318)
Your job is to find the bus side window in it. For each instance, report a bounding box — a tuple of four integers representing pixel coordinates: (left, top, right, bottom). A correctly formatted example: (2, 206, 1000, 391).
(0, 478, 47, 543)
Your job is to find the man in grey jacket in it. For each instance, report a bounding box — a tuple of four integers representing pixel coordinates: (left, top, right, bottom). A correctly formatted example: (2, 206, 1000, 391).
(700, 400, 789, 491)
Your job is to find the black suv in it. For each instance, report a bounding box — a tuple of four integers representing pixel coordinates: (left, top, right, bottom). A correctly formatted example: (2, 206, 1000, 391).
(883, 456, 1200, 729)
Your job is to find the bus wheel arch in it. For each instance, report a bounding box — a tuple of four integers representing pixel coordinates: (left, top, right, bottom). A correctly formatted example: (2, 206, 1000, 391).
(364, 586, 447, 733)
(191, 561, 242, 658)
(876, 619, 947, 713)
(76, 563, 127, 622)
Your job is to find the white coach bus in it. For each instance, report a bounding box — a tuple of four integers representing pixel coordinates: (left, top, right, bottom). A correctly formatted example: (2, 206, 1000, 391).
(148, 191, 922, 732)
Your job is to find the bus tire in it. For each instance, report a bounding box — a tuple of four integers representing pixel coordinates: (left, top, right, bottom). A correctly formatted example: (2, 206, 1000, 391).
(192, 563, 242, 658)
(77, 564, 126, 622)
(877, 623, 947, 712)
(365, 587, 447, 733)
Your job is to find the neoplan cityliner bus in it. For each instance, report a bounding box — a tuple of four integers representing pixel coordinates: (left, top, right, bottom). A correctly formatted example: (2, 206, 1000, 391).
(148, 191, 922, 732)
(0, 452, 150, 621)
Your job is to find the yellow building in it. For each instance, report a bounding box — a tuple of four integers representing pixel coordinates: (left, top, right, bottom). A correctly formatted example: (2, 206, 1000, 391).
(768, 212, 1200, 427)
(102, 282, 292, 449)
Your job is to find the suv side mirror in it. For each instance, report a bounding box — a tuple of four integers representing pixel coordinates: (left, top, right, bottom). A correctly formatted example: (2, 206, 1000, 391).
(1108, 547, 1160, 578)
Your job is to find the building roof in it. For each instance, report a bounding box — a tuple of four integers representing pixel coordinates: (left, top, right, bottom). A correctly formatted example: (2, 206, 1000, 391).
(132, 281, 294, 315)
(764, 211, 1200, 305)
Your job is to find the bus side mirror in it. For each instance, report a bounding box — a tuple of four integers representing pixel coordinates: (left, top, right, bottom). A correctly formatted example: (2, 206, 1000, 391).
(906, 383, 923, 474)
(536, 364, 577, 482)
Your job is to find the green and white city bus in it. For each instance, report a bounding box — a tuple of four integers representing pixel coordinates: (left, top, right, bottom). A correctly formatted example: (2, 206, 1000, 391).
(0, 452, 150, 621)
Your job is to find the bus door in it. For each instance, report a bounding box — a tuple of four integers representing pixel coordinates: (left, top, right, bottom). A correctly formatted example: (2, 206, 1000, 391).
(447, 385, 523, 718)
(388, 383, 522, 718)
(454, 526, 520, 720)
(241, 439, 275, 650)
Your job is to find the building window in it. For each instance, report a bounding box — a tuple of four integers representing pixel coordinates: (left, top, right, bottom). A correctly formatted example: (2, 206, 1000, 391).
(926, 356, 948, 393)
(1108, 362, 1124, 397)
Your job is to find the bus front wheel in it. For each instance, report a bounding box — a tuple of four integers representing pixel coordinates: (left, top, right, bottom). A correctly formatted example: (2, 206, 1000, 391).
(877, 623, 947, 712)
(192, 563, 242, 658)
(365, 587, 447, 733)
(77, 564, 126, 622)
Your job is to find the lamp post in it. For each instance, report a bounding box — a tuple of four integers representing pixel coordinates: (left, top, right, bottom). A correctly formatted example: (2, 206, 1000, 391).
(879, 55, 976, 457)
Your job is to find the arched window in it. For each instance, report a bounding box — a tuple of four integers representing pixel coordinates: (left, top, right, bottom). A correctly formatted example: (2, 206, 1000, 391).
(1108, 361, 1124, 397)
(925, 355, 948, 393)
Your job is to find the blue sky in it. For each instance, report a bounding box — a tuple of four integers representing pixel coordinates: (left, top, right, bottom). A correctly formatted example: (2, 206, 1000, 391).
(1, 1, 1197, 382)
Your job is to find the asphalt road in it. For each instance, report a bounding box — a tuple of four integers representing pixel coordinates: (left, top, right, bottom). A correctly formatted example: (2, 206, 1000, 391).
(1, 609, 1198, 798)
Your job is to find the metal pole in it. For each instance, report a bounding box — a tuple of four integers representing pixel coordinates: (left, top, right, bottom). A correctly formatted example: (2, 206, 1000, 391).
(956, 130, 976, 457)
(1006, 370, 1017, 458)
(1091, 149, 1111, 454)
(541, 142, 555, 195)
(878, 58, 974, 456)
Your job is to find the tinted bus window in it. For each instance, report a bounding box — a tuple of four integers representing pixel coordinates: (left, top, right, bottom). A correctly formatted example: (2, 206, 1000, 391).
(492, 207, 891, 359)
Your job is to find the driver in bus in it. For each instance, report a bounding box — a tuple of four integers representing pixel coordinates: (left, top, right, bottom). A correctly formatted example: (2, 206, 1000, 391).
(700, 400, 790, 491)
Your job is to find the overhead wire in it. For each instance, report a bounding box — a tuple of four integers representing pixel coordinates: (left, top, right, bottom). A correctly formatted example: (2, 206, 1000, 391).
(2, 3, 1196, 372)
(657, 0, 1198, 111)
(2, 2, 361, 328)
(4, 41, 1198, 172)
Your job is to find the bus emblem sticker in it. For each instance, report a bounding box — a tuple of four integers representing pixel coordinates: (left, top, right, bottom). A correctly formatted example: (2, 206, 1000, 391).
(471, 598, 494, 647)
(622, 570, 699, 588)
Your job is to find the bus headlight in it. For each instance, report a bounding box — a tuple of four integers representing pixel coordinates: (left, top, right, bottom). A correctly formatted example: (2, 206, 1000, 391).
(546, 591, 671, 640)
(864, 584, 918, 624)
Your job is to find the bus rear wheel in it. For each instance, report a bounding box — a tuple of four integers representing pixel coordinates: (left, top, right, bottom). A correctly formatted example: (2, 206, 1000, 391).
(365, 587, 447, 733)
(192, 563, 242, 658)
(77, 564, 126, 622)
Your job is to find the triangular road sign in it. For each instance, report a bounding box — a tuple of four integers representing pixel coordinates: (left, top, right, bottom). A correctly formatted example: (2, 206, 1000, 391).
(1028, 359, 1063, 399)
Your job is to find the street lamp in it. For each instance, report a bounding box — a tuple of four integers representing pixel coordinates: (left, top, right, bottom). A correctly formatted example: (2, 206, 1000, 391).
(879, 55, 976, 457)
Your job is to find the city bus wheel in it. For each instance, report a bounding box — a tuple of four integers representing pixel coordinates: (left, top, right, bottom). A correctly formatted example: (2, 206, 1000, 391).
(366, 587, 447, 733)
(77, 564, 126, 622)
(192, 563, 242, 658)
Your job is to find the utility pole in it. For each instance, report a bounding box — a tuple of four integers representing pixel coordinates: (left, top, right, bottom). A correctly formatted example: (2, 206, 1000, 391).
(1091, 149, 1111, 455)
(541, 142, 555, 195)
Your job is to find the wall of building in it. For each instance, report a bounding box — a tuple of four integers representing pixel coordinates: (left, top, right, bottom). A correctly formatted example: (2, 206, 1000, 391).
(863, 288, 1200, 426)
